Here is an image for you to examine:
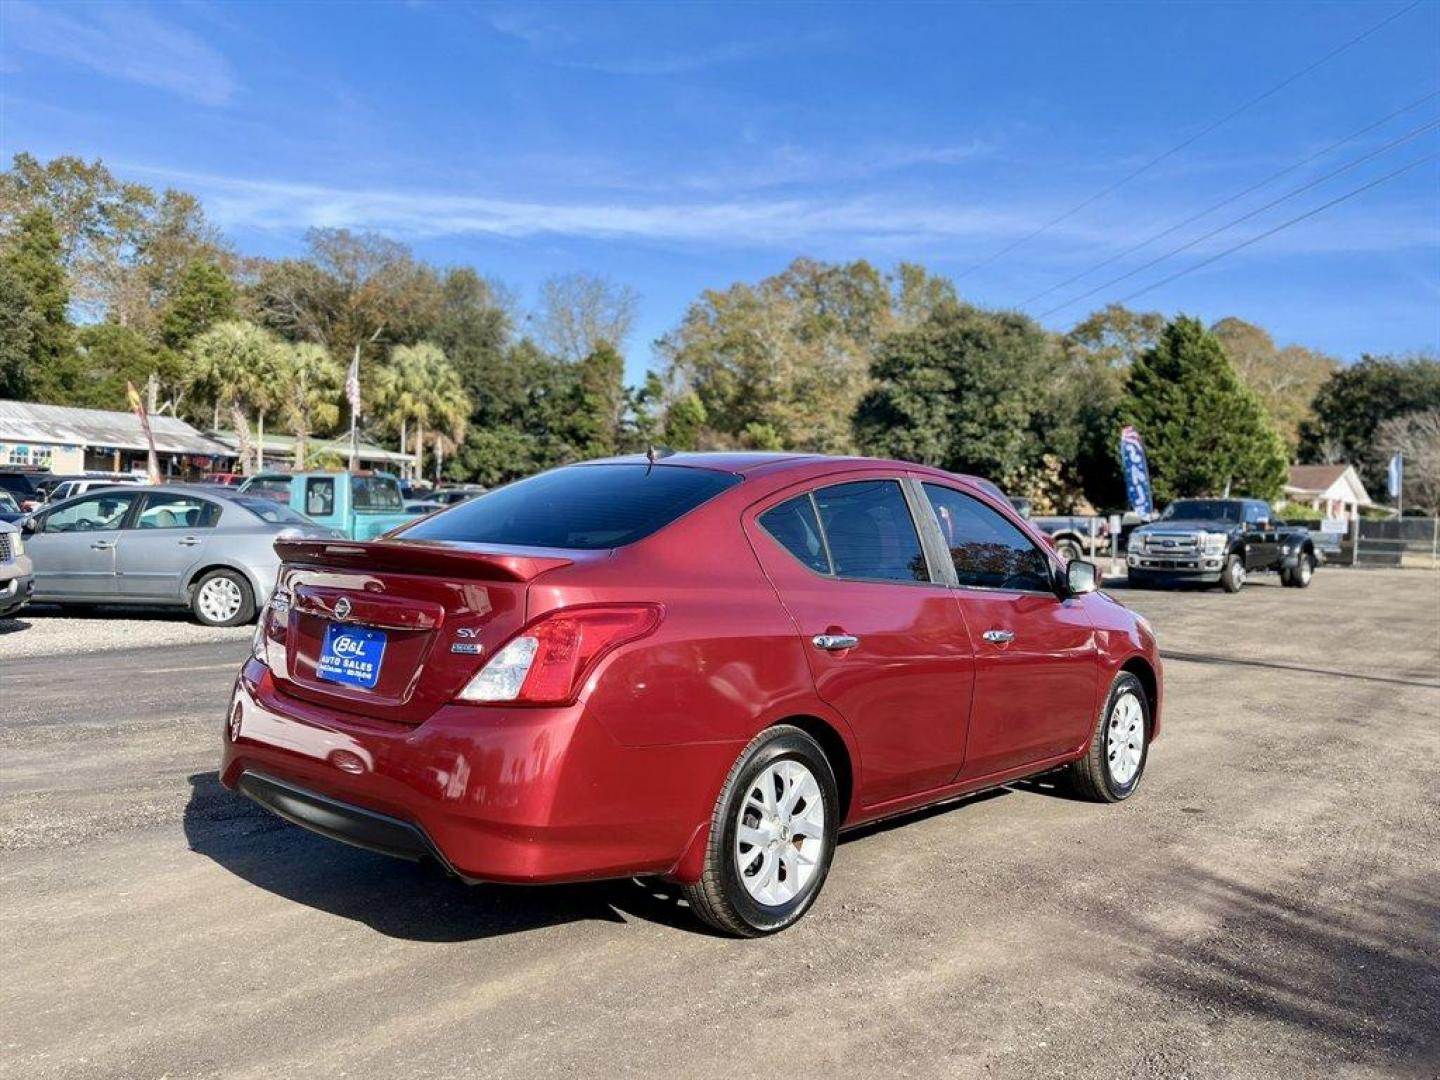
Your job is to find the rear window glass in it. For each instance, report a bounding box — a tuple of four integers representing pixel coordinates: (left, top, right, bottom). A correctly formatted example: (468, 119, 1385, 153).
(352, 476, 404, 511)
(234, 497, 310, 524)
(399, 464, 741, 550)
(813, 480, 929, 583)
(760, 495, 831, 574)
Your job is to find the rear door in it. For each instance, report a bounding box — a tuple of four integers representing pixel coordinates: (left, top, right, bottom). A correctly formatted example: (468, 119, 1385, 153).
(916, 482, 1100, 780)
(28, 492, 140, 598)
(747, 475, 974, 806)
(115, 492, 220, 599)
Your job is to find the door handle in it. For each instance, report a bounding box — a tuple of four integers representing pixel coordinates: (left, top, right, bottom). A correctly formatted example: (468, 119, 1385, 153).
(982, 629, 1015, 644)
(90, 540, 116, 551)
(177, 536, 201, 547)
(812, 633, 860, 651)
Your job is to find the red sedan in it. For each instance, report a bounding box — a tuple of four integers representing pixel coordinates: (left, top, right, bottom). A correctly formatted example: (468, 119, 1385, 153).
(223, 453, 1161, 935)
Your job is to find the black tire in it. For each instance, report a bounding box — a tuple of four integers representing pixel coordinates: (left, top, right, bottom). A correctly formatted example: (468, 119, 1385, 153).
(1220, 553, 1245, 593)
(683, 725, 840, 937)
(1066, 672, 1151, 803)
(190, 568, 256, 627)
(1284, 552, 1316, 588)
(1054, 538, 1083, 563)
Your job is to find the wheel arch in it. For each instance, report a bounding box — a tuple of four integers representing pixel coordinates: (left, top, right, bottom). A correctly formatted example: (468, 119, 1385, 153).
(1119, 655, 1160, 738)
(774, 713, 856, 824)
(184, 560, 260, 603)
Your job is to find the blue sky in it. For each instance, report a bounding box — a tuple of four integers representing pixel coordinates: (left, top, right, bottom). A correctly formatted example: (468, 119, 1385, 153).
(2, 0, 1437, 385)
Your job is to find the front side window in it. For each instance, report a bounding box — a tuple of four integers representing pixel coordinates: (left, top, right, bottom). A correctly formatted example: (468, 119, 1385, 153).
(813, 480, 929, 583)
(42, 493, 138, 533)
(922, 484, 1053, 592)
(759, 494, 831, 574)
(305, 478, 336, 517)
(134, 494, 219, 530)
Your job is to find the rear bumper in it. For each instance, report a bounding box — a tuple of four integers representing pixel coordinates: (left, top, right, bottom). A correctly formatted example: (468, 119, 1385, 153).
(222, 662, 742, 884)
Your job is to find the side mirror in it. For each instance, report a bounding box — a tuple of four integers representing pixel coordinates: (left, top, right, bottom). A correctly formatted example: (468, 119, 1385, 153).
(21, 515, 39, 535)
(1065, 559, 1099, 596)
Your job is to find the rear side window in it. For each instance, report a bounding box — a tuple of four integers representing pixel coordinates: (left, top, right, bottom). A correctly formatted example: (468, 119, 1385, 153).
(922, 483, 1052, 592)
(398, 464, 742, 550)
(760, 495, 830, 574)
(813, 480, 929, 583)
(134, 494, 220, 530)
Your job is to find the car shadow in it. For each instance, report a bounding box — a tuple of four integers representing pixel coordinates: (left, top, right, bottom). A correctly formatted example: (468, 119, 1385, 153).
(182, 771, 721, 940)
(0, 616, 32, 635)
(20, 603, 204, 622)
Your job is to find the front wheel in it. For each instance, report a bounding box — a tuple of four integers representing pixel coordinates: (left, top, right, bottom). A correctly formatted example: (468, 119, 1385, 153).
(1220, 554, 1246, 593)
(683, 725, 839, 937)
(1054, 538, 1083, 563)
(1067, 672, 1150, 802)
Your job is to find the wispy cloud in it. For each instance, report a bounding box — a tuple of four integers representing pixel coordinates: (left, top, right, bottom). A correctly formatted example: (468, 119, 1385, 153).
(2, 1, 238, 107)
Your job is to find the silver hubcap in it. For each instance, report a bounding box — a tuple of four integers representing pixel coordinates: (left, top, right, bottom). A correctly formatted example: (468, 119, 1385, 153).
(735, 759, 826, 907)
(197, 577, 243, 623)
(1232, 561, 1245, 586)
(1106, 692, 1145, 786)
(1299, 558, 1312, 583)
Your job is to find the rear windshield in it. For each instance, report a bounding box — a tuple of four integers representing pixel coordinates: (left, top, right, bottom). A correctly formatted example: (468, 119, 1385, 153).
(398, 464, 741, 550)
(233, 497, 310, 524)
(352, 475, 404, 511)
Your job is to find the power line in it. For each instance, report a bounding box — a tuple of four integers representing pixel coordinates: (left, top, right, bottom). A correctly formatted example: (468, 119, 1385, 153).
(1110, 152, 1438, 306)
(1035, 116, 1440, 318)
(952, 0, 1423, 281)
(1022, 88, 1440, 306)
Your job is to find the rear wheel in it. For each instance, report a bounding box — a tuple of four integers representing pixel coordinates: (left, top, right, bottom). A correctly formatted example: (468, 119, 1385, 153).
(1054, 537, 1083, 563)
(1220, 554, 1245, 593)
(683, 725, 839, 937)
(1284, 552, 1315, 588)
(191, 569, 255, 627)
(1067, 672, 1150, 802)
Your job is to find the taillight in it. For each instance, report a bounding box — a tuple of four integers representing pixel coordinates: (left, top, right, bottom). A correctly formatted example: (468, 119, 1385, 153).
(457, 604, 661, 705)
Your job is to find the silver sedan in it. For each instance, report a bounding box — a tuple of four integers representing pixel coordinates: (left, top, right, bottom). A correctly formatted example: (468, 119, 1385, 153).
(20, 485, 340, 626)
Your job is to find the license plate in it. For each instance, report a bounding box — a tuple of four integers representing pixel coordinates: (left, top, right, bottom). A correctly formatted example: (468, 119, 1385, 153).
(317, 623, 387, 689)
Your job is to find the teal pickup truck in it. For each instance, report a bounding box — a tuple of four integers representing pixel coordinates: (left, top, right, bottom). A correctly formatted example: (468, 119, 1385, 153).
(238, 471, 420, 540)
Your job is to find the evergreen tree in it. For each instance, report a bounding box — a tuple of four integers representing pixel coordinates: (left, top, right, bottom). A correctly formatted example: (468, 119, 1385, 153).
(1124, 316, 1288, 502)
(1, 207, 77, 401)
(571, 341, 625, 458)
(159, 260, 237, 349)
(0, 261, 39, 399)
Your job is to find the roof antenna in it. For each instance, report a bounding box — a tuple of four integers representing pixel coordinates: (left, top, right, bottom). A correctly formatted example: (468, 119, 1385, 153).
(645, 444, 674, 474)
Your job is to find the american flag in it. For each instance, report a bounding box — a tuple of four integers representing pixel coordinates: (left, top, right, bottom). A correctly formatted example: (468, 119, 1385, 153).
(345, 350, 361, 413)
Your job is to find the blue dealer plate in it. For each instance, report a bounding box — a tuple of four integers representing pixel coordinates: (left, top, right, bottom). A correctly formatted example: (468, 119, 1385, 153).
(317, 623, 387, 689)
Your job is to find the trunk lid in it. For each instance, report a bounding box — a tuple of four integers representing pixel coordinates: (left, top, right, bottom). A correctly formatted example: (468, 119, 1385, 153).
(266, 538, 578, 723)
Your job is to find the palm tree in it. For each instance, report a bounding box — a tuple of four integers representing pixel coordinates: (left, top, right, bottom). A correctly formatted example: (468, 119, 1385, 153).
(377, 343, 470, 482)
(186, 321, 285, 474)
(280, 343, 345, 468)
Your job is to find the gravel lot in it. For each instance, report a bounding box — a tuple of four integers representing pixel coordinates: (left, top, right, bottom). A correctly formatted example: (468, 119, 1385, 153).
(1, 568, 1437, 1079)
(1, 605, 251, 659)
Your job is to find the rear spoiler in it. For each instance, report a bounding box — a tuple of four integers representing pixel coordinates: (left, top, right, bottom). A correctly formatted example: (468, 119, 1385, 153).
(273, 538, 573, 582)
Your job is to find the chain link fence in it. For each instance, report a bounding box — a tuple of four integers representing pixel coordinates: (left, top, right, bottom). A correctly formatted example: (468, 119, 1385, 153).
(1285, 517, 1440, 568)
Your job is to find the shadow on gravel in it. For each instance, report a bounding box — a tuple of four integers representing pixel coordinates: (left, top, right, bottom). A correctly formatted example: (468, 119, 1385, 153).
(0, 617, 32, 635)
(19, 604, 202, 623)
(1118, 866, 1440, 1072)
(1163, 650, 1439, 690)
(182, 772, 717, 940)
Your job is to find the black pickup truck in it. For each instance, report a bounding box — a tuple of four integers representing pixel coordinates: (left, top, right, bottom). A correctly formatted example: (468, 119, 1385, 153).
(1127, 498, 1318, 593)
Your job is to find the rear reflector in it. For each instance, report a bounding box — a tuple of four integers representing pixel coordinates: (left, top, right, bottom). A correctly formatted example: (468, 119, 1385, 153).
(457, 605, 661, 705)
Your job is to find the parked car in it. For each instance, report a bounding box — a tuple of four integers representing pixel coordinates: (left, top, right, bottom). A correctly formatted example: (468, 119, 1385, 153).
(0, 520, 34, 617)
(1127, 498, 1317, 592)
(237, 471, 419, 540)
(44, 475, 144, 503)
(0, 469, 49, 513)
(205, 473, 246, 487)
(225, 452, 1162, 936)
(404, 499, 446, 515)
(21, 486, 340, 625)
(430, 484, 487, 507)
(0, 490, 25, 525)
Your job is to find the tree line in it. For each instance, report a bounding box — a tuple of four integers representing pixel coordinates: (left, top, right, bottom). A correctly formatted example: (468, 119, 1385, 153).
(2, 153, 1436, 510)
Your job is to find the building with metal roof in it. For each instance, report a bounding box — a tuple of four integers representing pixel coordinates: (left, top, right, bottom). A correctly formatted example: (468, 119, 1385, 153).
(0, 399, 235, 476)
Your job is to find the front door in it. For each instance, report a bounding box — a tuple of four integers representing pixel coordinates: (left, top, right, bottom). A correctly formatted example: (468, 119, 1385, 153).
(747, 476, 974, 806)
(1243, 501, 1278, 570)
(917, 482, 1101, 780)
(28, 492, 140, 598)
(115, 492, 220, 599)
